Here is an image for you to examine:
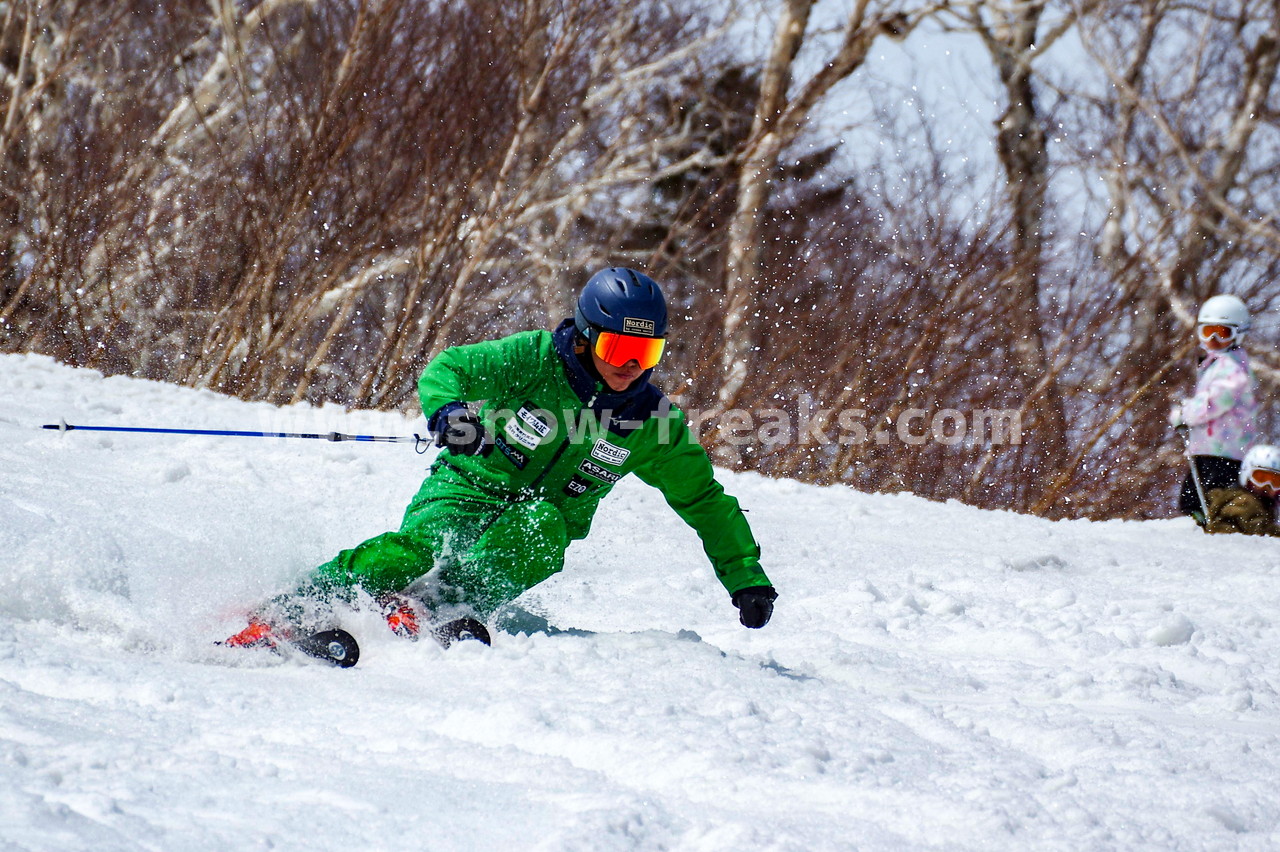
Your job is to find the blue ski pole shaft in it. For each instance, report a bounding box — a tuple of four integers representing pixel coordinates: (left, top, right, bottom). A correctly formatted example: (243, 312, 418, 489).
(42, 420, 429, 447)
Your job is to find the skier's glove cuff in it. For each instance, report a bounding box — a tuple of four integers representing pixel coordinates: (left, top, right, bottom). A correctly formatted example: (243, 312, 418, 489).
(732, 585, 777, 629)
(428, 402, 491, 457)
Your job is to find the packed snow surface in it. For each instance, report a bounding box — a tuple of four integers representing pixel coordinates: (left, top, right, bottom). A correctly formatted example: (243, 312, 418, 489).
(3, 352, 1280, 851)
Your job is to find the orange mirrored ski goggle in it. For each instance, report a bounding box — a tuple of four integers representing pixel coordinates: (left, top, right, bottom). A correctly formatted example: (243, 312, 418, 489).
(1198, 323, 1237, 342)
(592, 330, 666, 369)
(1248, 467, 1280, 493)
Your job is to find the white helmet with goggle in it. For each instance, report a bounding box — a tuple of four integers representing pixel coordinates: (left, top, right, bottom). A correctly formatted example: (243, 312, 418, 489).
(1197, 295, 1251, 341)
(1240, 444, 1280, 492)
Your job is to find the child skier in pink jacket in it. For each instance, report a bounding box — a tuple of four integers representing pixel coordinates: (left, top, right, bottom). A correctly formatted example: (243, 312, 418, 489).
(1171, 295, 1260, 523)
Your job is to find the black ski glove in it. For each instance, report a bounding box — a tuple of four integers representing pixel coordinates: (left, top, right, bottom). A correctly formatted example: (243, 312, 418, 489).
(428, 402, 490, 457)
(732, 585, 777, 629)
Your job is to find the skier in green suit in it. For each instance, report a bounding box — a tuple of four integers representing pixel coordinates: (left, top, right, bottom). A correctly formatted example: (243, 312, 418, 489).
(226, 267, 776, 649)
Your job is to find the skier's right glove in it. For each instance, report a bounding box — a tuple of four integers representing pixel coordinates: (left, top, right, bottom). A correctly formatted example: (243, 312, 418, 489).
(1169, 404, 1186, 430)
(732, 585, 777, 629)
(428, 402, 491, 457)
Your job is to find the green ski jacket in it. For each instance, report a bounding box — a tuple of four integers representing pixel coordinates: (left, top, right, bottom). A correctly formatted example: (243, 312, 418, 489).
(417, 321, 769, 596)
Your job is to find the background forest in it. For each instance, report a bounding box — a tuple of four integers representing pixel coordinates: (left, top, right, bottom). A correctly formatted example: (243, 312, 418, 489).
(3, 0, 1280, 519)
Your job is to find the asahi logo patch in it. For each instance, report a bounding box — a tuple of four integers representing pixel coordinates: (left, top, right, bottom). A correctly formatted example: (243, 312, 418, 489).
(578, 459, 621, 484)
(590, 438, 631, 466)
(622, 317, 656, 337)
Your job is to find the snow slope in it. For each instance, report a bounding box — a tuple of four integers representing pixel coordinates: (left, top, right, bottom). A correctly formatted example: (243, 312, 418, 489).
(2, 352, 1280, 851)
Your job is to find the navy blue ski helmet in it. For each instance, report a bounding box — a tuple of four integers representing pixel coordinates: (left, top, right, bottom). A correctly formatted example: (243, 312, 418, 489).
(574, 267, 668, 341)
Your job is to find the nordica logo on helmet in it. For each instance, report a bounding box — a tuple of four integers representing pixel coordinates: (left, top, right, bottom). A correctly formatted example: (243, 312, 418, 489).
(623, 317, 656, 337)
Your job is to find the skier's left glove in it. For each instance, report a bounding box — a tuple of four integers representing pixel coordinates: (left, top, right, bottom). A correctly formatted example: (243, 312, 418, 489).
(732, 585, 777, 629)
(428, 402, 491, 457)
(1169, 404, 1185, 429)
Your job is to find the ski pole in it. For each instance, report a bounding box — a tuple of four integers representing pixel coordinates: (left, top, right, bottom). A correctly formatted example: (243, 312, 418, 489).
(1177, 425, 1209, 522)
(42, 420, 433, 452)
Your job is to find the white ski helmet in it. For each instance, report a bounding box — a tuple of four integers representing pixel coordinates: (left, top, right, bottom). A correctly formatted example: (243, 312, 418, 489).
(1197, 294, 1251, 332)
(1240, 444, 1280, 487)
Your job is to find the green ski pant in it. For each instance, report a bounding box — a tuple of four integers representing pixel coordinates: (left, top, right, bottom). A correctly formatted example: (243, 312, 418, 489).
(298, 468, 570, 618)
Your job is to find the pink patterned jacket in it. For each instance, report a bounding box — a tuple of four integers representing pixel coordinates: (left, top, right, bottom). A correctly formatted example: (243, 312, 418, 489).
(1182, 347, 1260, 459)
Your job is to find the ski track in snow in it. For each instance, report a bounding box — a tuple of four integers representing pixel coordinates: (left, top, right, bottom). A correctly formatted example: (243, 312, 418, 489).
(2, 352, 1280, 851)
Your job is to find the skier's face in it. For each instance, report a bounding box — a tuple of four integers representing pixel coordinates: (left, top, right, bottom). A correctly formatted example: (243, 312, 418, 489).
(592, 350, 645, 391)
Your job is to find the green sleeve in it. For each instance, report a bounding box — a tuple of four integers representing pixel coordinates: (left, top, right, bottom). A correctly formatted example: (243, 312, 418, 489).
(633, 412, 770, 596)
(417, 332, 540, 416)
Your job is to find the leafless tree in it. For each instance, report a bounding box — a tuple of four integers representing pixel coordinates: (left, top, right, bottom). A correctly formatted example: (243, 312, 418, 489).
(714, 0, 942, 423)
(0, 0, 733, 411)
(932, 0, 1103, 477)
(1046, 0, 1280, 512)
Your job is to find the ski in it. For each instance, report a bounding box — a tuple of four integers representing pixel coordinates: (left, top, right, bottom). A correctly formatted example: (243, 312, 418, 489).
(222, 608, 488, 668)
(291, 629, 360, 668)
(277, 621, 483, 663)
(433, 617, 491, 648)
(220, 623, 360, 668)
